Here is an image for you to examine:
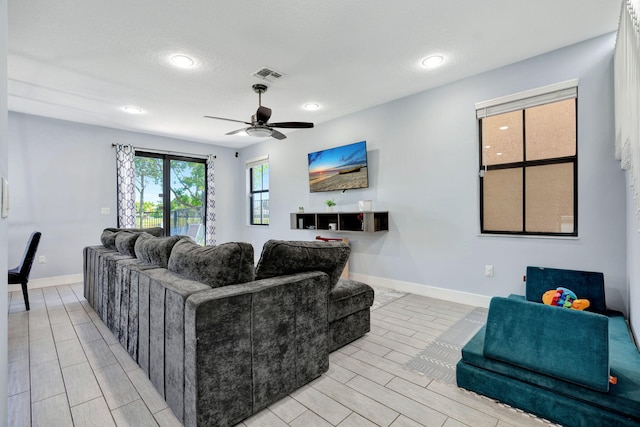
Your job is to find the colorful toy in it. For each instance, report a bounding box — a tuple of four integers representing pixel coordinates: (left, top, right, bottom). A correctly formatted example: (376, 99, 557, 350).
(542, 287, 590, 310)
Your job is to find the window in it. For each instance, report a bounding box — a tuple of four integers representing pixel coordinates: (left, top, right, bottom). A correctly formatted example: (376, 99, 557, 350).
(477, 80, 578, 236)
(134, 152, 207, 243)
(248, 157, 269, 225)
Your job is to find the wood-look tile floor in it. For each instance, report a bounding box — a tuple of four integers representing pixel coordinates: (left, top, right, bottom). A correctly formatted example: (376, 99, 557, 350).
(7, 284, 556, 427)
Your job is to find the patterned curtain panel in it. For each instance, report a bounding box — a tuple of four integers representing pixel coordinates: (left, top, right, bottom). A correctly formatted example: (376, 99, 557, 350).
(205, 154, 217, 245)
(115, 144, 137, 228)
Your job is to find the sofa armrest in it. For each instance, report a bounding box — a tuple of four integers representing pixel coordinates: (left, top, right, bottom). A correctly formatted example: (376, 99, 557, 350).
(183, 271, 330, 427)
(484, 297, 610, 392)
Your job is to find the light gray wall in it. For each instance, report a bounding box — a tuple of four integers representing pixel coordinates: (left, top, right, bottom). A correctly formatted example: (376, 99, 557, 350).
(8, 113, 240, 279)
(7, 32, 630, 320)
(239, 33, 629, 313)
(1, 0, 9, 421)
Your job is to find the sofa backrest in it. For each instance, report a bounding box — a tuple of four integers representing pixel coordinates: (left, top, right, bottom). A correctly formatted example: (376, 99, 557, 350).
(484, 297, 610, 392)
(101, 227, 164, 250)
(167, 239, 255, 288)
(134, 233, 185, 268)
(526, 266, 607, 314)
(255, 240, 350, 291)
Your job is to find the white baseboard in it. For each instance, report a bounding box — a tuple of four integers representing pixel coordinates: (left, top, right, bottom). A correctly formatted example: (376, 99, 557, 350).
(349, 273, 492, 308)
(8, 273, 83, 293)
(9, 271, 492, 308)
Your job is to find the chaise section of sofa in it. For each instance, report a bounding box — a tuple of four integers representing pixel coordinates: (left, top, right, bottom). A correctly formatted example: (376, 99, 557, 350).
(456, 267, 640, 427)
(329, 278, 374, 351)
(183, 272, 330, 427)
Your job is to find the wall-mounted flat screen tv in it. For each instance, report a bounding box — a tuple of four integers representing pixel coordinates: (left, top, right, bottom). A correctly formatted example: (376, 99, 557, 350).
(308, 140, 369, 193)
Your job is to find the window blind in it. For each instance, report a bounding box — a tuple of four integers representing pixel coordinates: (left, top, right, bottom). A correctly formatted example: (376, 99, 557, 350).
(476, 79, 578, 119)
(246, 154, 269, 169)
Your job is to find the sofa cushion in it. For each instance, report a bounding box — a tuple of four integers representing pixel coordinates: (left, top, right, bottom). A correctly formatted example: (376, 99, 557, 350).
(526, 266, 607, 314)
(329, 279, 374, 322)
(101, 227, 163, 250)
(255, 240, 350, 291)
(134, 233, 183, 268)
(168, 239, 255, 288)
(456, 359, 639, 427)
(115, 231, 142, 256)
(484, 297, 610, 392)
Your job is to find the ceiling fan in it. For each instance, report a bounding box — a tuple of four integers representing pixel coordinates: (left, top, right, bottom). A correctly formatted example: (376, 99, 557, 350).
(204, 83, 314, 140)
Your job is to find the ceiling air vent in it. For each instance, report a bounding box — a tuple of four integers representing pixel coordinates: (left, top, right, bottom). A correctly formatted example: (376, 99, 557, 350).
(252, 67, 284, 82)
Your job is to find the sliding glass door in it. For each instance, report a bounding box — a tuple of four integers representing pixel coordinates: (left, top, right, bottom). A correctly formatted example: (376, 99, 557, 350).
(169, 158, 206, 242)
(134, 152, 206, 244)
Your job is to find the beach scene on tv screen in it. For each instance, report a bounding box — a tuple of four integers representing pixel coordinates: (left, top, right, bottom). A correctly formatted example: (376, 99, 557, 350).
(308, 141, 368, 192)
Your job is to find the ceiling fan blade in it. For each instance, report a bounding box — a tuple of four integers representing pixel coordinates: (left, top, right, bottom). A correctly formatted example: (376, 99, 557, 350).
(269, 122, 314, 129)
(270, 129, 287, 140)
(204, 115, 251, 125)
(256, 106, 272, 123)
(225, 128, 248, 136)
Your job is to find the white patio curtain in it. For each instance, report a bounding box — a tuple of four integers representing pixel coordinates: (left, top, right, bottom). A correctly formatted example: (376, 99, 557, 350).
(115, 144, 137, 228)
(615, 0, 640, 228)
(205, 154, 217, 245)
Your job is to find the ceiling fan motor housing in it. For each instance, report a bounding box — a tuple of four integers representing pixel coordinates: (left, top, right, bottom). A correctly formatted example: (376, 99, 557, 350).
(255, 106, 272, 124)
(252, 83, 268, 94)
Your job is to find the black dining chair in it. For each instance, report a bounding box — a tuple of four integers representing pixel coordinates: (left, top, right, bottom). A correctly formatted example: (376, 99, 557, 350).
(8, 231, 42, 311)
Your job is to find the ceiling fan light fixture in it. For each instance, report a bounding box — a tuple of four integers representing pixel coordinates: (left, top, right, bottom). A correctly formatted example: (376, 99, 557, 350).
(421, 55, 445, 69)
(171, 54, 195, 68)
(246, 127, 273, 138)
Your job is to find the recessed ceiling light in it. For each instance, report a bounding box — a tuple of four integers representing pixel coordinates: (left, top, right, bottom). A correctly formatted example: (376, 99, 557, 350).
(499, 126, 509, 130)
(122, 106, 143, 114)
(421, 55, 444, 69)
(171, 54, 195, 68)
(485, 145, 491, 149)
(496, 152, 503, 156)
(304, 103, 320, 111)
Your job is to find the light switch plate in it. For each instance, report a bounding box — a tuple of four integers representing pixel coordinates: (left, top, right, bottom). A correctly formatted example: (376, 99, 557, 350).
(1, 177, 8, 218)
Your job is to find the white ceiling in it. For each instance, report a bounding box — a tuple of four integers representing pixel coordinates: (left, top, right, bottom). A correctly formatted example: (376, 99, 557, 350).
(8, 0, 621, 148)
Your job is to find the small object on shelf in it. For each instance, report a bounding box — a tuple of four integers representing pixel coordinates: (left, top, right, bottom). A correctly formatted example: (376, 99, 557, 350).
(329, 223, 337, 230)
(298, 206, 304, 213)
(358, 200, 372, 211)
(325, 199, 336, 212)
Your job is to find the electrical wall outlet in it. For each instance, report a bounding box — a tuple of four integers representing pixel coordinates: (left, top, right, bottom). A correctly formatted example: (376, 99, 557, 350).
(38, 255, 46, 264)
(101, 207, 110, 215)
(485, 265, 494, 277)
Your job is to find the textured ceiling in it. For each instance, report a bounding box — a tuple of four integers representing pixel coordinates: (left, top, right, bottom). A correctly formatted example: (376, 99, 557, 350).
(8, 0, 621, 148)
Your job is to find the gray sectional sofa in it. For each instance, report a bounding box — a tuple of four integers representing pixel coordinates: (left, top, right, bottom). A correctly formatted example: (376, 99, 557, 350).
(83, 228, 374, 426)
